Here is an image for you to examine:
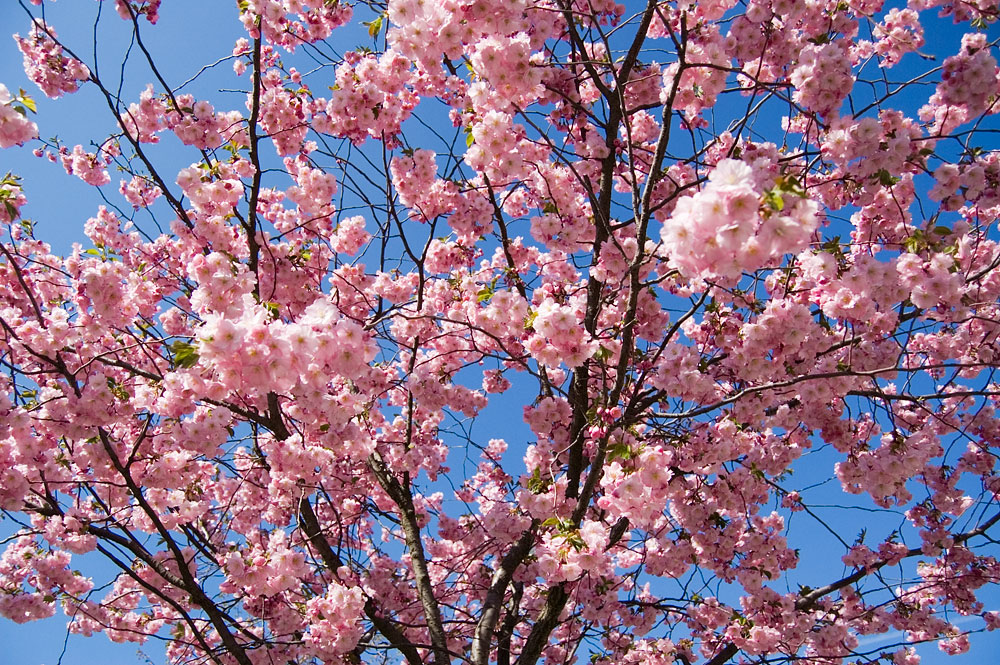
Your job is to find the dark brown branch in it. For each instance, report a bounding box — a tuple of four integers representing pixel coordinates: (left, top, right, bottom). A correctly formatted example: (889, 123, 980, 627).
(94, 428, 255, 665)
(299, 495, 423, 665)
(471, 525, 538, 665)
(245, 33, 264, 295)
(368, 456, 452, 665)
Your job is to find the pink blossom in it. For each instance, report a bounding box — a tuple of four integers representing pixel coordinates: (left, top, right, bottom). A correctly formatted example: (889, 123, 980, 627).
(15, 22, 90, 99)
(0, 84, 38, 148)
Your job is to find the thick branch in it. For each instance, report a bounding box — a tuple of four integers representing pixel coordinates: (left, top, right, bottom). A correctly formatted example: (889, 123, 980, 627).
(368, 456, 451, 665)
(245, 33, 264, 295)
(95, 428, 255, 665)
(471, 525, 538, 665)
(299, 496, 423, 665)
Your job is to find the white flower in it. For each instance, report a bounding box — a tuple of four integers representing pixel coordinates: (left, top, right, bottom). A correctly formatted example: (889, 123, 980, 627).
(708, 158, 753, 189)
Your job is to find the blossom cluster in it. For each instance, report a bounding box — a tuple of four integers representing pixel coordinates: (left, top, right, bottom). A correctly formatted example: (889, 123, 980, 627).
(921, 32, 1000, 133)
(526, 297, 598, 369)
(660, 158, 818, 282)
(14, 23, 89, 99)
(0, 84, 37, 149)
(238, 0, 353, 50)
(314, 50, 417, 146)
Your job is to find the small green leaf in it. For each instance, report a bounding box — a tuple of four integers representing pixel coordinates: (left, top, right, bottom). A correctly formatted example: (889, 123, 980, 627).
(764, 189, 784, 212)
(262, 301, 280, 319)
(107, 377, 129, 401)
(876, 169, 900, 187)
(606, 442, 635, 462)
(170, 340, 200, 368)
(524, 310, 537, 330)
(17, 89, 37, 113)
(365, 14, 384, 39)
(526, 467, 550, 494)
(902, 234, 925, 254)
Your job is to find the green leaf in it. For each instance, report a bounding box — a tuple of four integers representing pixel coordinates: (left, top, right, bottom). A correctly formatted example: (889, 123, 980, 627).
(606, 442, 635, 462)
(876, 169, 900, 187)
(170, 340, 200, 368)
(526, 467, 550, 494)
(106, 377, 129, 401)
(524, 310, 537, 330)
(17, 89, 36, 113)
(902, 233, 925, 254)
(365, 13, 384, 39)
(262, 301, 280, 319)
(764, 189, 784, 212)
(564, 533, 586, 551)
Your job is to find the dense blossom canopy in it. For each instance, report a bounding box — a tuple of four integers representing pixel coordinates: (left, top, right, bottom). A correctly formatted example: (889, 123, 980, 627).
(1, 1, 1000, 665)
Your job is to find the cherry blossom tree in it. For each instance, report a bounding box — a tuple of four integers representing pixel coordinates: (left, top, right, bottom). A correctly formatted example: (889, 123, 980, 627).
(2, 1, 1000, 664)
